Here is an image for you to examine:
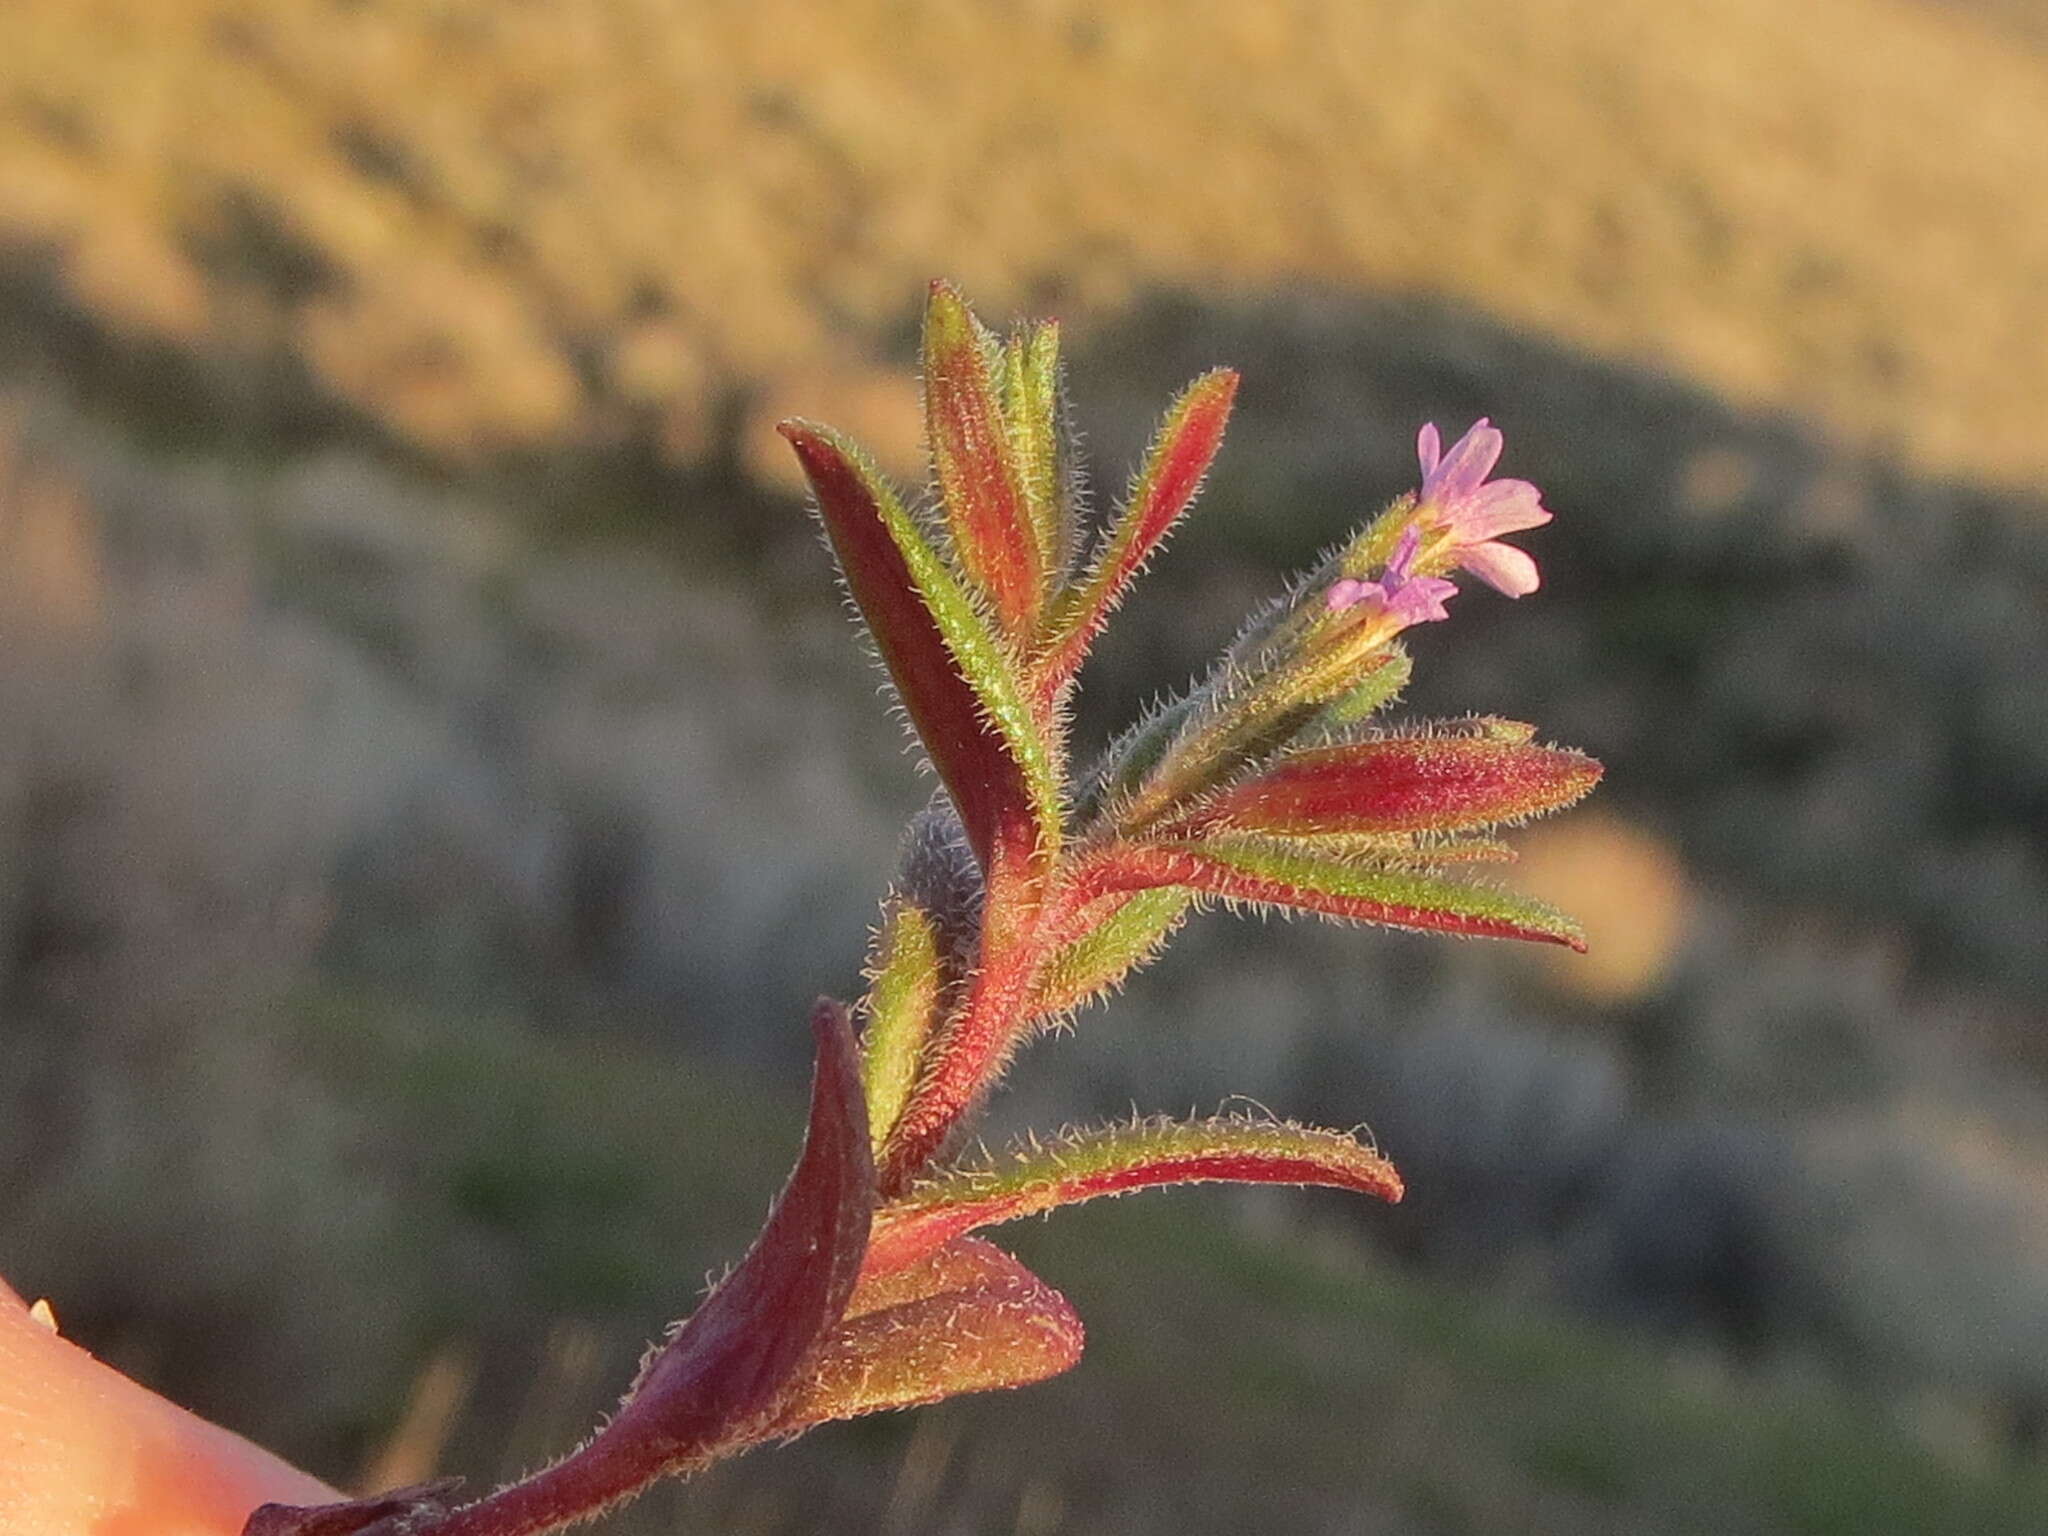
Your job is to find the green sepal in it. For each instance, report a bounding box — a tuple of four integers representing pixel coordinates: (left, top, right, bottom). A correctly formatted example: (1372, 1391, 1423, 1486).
(1112, 646, 1346, 832)
(1320, 646, 1412, 728)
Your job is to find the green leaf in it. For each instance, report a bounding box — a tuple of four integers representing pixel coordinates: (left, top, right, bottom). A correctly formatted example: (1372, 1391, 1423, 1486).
(1271, 832, 1517, 866)
(1030, 888, 1191, 1016)
(1001, 318, 1072, 584)
(861, 903, 943, 1152)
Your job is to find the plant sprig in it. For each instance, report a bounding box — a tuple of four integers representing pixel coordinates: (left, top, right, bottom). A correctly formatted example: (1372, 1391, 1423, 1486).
(247, 281, 1595, 1536)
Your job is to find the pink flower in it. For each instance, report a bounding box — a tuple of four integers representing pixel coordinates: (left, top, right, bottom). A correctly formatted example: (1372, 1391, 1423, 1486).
(1415, 419, 1551, 597)
(1326, 525, 1456, 628)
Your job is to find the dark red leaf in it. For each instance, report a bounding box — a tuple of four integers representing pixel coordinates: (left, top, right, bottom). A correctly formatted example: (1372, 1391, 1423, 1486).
(251, 1001, 875, 1536)
(609, 997, 874, 1452)
(780, 421, 1042, 877)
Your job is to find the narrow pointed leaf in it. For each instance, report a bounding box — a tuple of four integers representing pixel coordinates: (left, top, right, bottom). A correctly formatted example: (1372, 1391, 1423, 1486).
(1081, 836, 1588, 950)
(773, 1237, 1082, 1430)
(1040, 368, 1238, 694)
(1173, 736, 1601, 838)
(862, 902, 943, 1151)
(1002, 319, 1071, 581)
(1030, 887, 1191, 1016)
(781, 421, 1057, 877)
(866, 1115, 1402, 1278)
(924, 281, 1042, 636)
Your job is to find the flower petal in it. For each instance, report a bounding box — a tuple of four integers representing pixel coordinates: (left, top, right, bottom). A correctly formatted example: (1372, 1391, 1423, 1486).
(1423, 418, 1503, 505)
(1386, 575, 1457, 626)
(1458, 538, 1541, 597)
(1448, 478, 1552, 540)
(1415, 421, 1442, 478)
(1384, 523, 1422, 582)
(1325, 576, 1372, 612)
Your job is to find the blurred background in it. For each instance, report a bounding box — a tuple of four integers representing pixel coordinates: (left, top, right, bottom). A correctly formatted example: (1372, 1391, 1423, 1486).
(3, 2, 2047, 1531)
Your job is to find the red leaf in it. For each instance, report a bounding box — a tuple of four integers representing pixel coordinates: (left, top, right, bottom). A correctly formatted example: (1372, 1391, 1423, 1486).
(924, 280, 1042, 636)
(1039, 368, 1237, 696)
(1173, 735, 1601, 837)
(257, 1001, 876, 1536)
(780, 422, 1042, 876)
(865, 1115, 1402, 1280)
(611, 998, 874, 1451)
(773, 1237, 1083, 1429)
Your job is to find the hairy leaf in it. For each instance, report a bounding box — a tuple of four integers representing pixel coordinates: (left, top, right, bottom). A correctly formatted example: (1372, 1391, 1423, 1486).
(924, 281, 1042, 636)
(1040, 368, 1238, 694)
(1174, 735, 1601, 838)
(780, 421, 1057, 878)
(1030, 888, 1191, 1016)
(1002, 318, 1072, 583)
(866, 1114, 1402, 1277)
(1081, 835, 1588, 949)
(585, 997, 875, 1461)
(862, 903, 943, 1152)
(774, 1237, 1082, 1429)
(248, 1002, 875, 1536)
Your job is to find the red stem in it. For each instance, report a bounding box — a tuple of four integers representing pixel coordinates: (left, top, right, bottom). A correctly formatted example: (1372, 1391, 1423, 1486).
(426, 1430, 677, 1536)
(875, 852, 1078, 1193)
